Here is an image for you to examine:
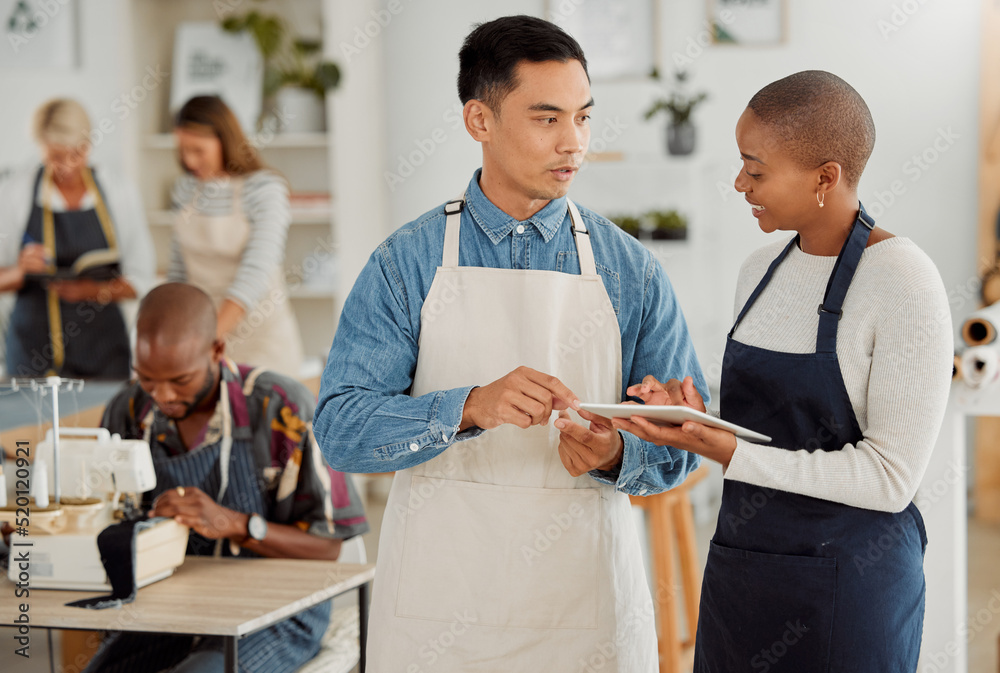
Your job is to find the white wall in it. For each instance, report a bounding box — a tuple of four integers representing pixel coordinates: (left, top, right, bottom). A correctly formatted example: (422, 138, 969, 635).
(0, 0, 134, 172)
(381, 0, 981, 383)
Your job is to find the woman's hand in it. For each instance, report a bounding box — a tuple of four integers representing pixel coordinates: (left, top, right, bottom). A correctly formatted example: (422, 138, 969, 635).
(612, 415, 737, 469)
(216, 298, 247, 339)
(17, 243, 49, 275)
(627, 375, 706, 412)
(50, 278, 135, 303)
(50, 279, 108, 303)
(616, 375, 736, 468)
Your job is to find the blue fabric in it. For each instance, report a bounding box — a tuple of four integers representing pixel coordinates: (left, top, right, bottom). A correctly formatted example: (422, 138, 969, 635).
(315, 169, 707, 495)
(83, 441, 328, 673)
(695, 206, 927, 673)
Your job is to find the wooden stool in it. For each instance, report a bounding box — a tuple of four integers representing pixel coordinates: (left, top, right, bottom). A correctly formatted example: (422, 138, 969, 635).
(630, 464, 710, 673)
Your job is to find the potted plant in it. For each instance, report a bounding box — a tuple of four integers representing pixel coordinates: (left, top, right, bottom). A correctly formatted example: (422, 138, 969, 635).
(644, 69, 708, 156)
(609, 214, 642, 239)
(645, 209, 688, 241)
(221, 9, 341, 133)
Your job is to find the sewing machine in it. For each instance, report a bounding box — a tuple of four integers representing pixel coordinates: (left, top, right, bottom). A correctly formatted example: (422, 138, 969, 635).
(2, 428, 188, 591)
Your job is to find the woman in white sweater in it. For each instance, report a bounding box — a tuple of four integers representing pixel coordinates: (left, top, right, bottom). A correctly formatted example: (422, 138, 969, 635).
(615, 71, 952, 672)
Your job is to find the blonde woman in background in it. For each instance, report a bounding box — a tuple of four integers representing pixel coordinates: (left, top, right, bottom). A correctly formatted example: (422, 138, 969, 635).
(170, 95, 303, 378)
(0, 98, 154, 378)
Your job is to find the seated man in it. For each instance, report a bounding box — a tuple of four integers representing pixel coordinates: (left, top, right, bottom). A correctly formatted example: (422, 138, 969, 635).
(84, 282, 368, 673)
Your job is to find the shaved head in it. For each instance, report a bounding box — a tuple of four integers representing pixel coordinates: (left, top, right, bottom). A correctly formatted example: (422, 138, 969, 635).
(133, 283, 222, 420)
(746, 70, 875, 189)
(136, 283, 217, 350)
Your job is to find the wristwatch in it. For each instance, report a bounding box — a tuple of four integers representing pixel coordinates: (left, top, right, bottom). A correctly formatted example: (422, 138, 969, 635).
(247, 513, 268, 543)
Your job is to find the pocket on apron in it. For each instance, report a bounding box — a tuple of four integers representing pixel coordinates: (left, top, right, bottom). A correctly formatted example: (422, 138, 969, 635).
(395, 476, 601, 630)
(697, 541, 837, 673)
(905, 502, 928, 553)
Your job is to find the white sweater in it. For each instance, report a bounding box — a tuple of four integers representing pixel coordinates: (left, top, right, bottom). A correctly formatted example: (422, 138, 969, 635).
(723, 235, 953, 513)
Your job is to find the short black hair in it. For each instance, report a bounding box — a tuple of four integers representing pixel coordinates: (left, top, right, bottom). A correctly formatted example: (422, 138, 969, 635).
(458, 15, 588, 116)
(747, 70, 875, 189)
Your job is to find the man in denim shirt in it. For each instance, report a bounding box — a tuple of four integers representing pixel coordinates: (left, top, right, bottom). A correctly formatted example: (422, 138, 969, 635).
(315, 15, 707, 671)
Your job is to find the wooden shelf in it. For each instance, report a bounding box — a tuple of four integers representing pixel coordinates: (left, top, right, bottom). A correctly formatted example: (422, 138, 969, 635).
(144, 133, 329, 150)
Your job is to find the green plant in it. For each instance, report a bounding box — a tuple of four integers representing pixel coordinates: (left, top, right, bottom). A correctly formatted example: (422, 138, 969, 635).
(644, 69, 707, 126)
(645, 209, 688, 231)
(221, 9, 341, 100)
(609, 214, 642, 237)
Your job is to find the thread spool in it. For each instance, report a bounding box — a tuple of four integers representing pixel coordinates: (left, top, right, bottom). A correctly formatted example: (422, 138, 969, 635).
(32, 458, 49, 509)
(961, 302, 1000, 346)
(961, 346, 1000, 389)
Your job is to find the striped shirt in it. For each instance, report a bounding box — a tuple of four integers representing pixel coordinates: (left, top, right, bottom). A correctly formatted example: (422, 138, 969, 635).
(168, 170, 290, 311)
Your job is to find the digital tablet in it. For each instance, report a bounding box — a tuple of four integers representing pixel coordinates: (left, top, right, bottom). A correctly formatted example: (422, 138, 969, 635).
(579, 403, 771, 443)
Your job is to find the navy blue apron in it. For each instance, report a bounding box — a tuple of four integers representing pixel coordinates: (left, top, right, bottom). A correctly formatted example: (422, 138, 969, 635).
(6, 166, 130, 378)
(694, 205, 928, 673)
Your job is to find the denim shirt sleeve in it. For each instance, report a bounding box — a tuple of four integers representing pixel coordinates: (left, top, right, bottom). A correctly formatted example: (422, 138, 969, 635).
(314, 240, 484, 474)
(589, 249, 707, 495)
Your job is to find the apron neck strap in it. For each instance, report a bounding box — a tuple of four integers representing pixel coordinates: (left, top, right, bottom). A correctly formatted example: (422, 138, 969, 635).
(728, 235, 799, 339)
(213, 366, 235, 557)
(728, 203, 875, 354)
(815, 204, 874, 353)
(442, 192, 464, 267)
(567, 200, 597, 276)
(441, 192, 597, 275)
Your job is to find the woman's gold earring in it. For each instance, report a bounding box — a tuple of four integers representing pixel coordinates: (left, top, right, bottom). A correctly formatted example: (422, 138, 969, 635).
(817, 192, 825, 208)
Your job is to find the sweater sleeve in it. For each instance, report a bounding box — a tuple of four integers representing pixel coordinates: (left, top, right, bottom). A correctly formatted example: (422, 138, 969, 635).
(225, 171, 290, 310)
(724, 285, 954, 512)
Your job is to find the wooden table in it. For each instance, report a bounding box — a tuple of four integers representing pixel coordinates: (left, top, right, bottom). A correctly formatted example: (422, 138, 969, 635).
(0, 556, 375, 673)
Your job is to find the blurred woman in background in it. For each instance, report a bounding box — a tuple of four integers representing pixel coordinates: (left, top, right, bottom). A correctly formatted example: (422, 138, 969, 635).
(0, 98, 154, 379)
(170, 95, 303, 377)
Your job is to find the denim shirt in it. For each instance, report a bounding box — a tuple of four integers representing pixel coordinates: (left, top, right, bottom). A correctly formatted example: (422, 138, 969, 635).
(315, 170, 707, 495)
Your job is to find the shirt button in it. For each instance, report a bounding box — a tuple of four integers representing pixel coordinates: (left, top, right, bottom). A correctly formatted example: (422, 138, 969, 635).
(409, 443, 419, 452)
(515, 224, 525, 234)
(442, 433, 448, 441)
(639, 489, 648, 495)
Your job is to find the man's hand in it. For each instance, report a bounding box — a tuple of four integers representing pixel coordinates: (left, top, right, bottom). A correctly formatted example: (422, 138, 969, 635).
(626, 375, 705, 412)
(460, 366, 580, 431)
(615, 376, 734, 469)
(151, 486, 248, 541)
(555, 408, 623, 477)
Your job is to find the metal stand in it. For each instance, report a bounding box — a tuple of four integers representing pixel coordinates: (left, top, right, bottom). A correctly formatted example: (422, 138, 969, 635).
(3, 376, 84, 504)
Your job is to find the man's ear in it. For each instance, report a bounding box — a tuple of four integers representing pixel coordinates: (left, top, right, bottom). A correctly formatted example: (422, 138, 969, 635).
(210, 338, 226, 364)
(816, 161, 843, 196)
(464, 99, 493, 142)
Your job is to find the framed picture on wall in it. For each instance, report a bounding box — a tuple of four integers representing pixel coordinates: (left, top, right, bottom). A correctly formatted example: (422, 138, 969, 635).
(546, 0, 658, 80)
(709, 0, 787, 45)
(170, 22, 263, 134)
(0, 0, 78, 69)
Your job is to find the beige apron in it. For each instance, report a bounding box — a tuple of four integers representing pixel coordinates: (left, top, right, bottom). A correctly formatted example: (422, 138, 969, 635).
(175, 178, 303, 377)
(367, 195, 657, 671)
